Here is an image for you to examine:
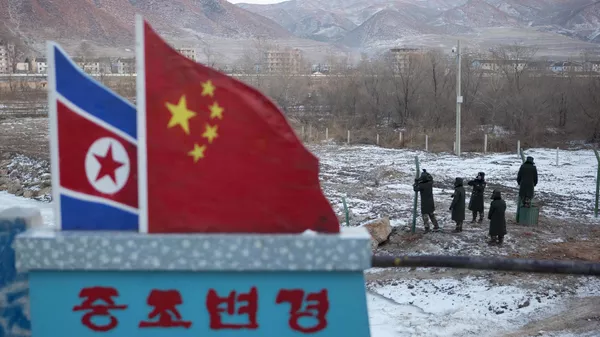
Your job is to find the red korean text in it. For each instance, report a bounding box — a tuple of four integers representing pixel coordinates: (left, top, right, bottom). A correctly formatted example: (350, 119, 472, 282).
(72, 286, 128, 332)
(276, 289, 329, 333)
(139, 289, 192, 328)
(206, 286, 259, 330)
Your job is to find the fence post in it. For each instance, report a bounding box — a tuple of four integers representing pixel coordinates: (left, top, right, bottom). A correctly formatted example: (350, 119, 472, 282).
(302, 125, 305, 140)
(342, 196, 350, 226)
(594, 149, 599, 218)
(453, 141, 456, 152)
(347, 130, 350, 144)
(556, 147, 559, 166)
(399, 132, 403, 146)
(520, 147, 525, 163)
(425, 135, 428, 151)
(308, 125, 312, 141)
(516, 147, 526, 223)
(484, 134, 488, 153)
(325, 128, 329, 141)
(517, 140, 520, 158)
(376, 134, 379, 146)
(412, 156, 420, 234)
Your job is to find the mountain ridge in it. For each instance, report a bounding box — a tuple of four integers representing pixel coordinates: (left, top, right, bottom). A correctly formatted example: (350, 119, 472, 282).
(237, 0, 600, 48)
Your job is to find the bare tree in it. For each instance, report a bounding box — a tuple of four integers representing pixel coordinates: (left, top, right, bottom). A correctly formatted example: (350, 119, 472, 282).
(490, 44, 537, 92)
(194, 38, 224, 69)
(381, 51, 426, 127)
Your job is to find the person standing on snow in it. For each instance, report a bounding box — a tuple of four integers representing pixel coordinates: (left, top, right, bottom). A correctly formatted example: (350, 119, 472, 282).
(450, 177, 466, 233)
(413, 169, 439, 233)
(488, 189, 507, 245)
(467, 172, 486, 223)
(517, 156, 538, 207)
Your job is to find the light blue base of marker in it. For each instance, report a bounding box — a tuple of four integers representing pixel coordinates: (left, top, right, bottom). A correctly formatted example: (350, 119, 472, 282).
(29, 271, 370, 337)
(16, 227, 374, 337)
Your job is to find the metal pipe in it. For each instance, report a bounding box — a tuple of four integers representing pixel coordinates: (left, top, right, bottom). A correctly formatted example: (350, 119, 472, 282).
(372, 255, 600, 276)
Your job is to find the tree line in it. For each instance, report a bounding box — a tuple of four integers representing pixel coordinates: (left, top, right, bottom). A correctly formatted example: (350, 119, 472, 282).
(2, 40, 600, 150)
(231, 44, 600, 150)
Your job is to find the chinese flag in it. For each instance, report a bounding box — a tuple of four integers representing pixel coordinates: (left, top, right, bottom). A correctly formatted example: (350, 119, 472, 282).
(137, 19, 340, 234)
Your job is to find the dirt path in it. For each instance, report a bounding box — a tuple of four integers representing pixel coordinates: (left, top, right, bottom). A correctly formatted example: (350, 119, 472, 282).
(501, 297, 600, 337)
(0, 117, 49, 159)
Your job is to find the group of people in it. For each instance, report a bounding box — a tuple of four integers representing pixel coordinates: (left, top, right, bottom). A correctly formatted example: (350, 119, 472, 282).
(412, 156, 538, 246)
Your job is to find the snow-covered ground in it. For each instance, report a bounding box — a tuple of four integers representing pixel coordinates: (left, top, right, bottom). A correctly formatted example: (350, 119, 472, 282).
(2, 145, 600, 336)
(312, 145, 600, 222)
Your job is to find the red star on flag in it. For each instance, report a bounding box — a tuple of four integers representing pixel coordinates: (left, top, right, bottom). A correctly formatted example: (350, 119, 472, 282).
(94, 144, 124, 184)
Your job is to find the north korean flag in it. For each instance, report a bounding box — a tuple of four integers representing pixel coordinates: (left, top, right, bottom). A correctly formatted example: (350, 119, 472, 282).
(47, 43, 138, 230)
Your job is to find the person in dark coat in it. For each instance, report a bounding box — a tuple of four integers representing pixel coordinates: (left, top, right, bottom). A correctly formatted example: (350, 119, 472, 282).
(449, 177, 466, 233)
(488, 189, 507, 245)
(413, 169, 439, 233)
(467, 172, 486, 223)
(517, 156, 538, 207)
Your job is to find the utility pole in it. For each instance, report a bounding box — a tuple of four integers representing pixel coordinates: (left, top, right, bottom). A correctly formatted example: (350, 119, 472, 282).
(455, 39, 462, 156)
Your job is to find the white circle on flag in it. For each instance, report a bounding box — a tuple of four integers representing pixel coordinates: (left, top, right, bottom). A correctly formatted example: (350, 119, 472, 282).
(85, 137, 130, 195)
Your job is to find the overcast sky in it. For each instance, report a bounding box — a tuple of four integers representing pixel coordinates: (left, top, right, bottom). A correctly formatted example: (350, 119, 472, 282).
(227, 0, 285, 3)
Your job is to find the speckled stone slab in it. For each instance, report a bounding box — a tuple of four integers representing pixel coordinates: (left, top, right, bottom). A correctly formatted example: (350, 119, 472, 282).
(15, 227, 372, 272)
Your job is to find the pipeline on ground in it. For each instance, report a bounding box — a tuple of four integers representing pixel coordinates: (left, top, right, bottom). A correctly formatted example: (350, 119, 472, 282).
(372, 255, 600, 276)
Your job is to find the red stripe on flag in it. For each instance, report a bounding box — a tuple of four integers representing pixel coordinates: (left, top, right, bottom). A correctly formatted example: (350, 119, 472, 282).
(57, 100, 138, 209)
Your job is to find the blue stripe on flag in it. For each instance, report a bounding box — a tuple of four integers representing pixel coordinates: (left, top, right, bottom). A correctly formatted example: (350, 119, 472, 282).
(60, 194, 138, 231)
(53, 46, 137, 139)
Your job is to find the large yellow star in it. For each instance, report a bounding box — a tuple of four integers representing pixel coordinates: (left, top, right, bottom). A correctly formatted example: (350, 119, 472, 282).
(188, 143, 206, 163)
(209, 102, 224, 120)
(202, 124, 218, 143)
(201, 80, 215, 97)
(165, 96, 196, 135)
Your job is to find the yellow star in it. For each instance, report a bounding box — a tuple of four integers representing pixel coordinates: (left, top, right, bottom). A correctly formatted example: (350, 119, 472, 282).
(202, 124, 218, 143)
(188, 143, 206, 163)
(209, 101, 224, 120)
(165, 95, 196, 135)
(201, 80, 215, 97)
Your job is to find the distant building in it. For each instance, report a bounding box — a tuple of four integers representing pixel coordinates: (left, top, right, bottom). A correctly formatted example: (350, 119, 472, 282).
(389, 47, 422, 73)
(34, 58, 48, 73)
(471, 59, 527, 72)
(176, 48, 197, 61)
(586, 60, 600, 73)
(526, 60, 553, 73)
(0, 42, 14, 73)
(72, 57, 101, 74)
(15, 62, 29, 73)
(115, 58, 135, 74)
(551, 61, 583, 73)
(264, 48, 303, 74)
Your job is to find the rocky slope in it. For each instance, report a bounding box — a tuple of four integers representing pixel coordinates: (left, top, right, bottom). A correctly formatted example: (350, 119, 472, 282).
(0, 0, 291, 47)
(0, 154, 51, 202)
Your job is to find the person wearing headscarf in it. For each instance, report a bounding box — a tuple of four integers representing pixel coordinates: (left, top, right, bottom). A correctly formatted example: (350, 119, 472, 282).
(488, 189, 507, 245)
(450, 177, 465, 233)
(413, 169, 439, 233)
(517, 156, 538, 207)
(467, 172, 486, 223)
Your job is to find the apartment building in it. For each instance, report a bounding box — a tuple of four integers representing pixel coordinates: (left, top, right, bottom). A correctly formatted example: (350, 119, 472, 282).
(113, 58, 135, 74)
(72, 57, 102, 74)
(176, 47, 197, 61)
(0, 42, 14, 73)
(388, 47, 422, 73)
(264, 48, 303, 74)
(34, 58, 48, 73)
